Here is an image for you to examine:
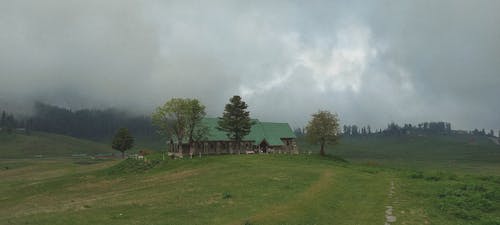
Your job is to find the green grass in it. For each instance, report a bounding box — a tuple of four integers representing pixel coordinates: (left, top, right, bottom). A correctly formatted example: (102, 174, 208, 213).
(1, 154, 499, 224)
(1, 133, 500, 224)
(0, 132, 115, 158)
(298, 134, 500, 174)
(397, 170, 500, 225)
(0, 132, 167, 158)
(0, 155, 388, 225)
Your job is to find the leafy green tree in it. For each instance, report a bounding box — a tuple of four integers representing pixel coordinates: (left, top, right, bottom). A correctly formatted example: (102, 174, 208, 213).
(152, 98, 207, 153)
(112, 128, 134, 158)
(185, 99, 208, 144)
(217, 95, 253, 153)
(305, 110, 340, 156)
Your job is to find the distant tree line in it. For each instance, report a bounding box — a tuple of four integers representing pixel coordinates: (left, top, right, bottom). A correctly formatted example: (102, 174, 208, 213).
(293, 127, 305, 137)
(3, 102, 499, 141)
(470, 128, 498, 137)
(339, 122, 499, 138)
(343, 125, 373, 136)
(342, 122, 453, 136)
(26, 102, 155, 140)
(379, 122, 452, 136)
(0, 110, 20, 134)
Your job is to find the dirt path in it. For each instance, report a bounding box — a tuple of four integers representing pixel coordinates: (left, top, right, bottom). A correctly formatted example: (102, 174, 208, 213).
(228, 169, 334, 225)
(385, 181, 397, 225)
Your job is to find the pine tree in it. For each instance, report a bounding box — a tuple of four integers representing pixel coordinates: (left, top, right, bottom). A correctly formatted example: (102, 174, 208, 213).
(112, 128, 134, 158)
(217, 95, 253, 153)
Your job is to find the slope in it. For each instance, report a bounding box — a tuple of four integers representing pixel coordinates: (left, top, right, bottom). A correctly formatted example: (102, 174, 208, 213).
(0, 132, 114, 158)
(298, 134, 500, 174)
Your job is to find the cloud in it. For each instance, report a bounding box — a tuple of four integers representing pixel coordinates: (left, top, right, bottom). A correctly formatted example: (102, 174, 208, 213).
(0, 0, 499, 130)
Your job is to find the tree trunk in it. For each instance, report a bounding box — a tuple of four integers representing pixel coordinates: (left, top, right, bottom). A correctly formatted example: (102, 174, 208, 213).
(189, 141, 194, 157)
(121, 151, 125, 159)
(320, 142, 326, 156)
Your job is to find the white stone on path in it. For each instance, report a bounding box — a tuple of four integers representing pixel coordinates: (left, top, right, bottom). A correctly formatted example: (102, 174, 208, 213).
(384, 181, 397, 224)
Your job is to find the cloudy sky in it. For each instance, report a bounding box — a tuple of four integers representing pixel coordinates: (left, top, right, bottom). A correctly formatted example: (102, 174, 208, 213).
(0, 0, 499, 130)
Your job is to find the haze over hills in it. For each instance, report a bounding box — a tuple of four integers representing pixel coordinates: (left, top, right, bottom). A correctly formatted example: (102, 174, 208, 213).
(1, 1, 500, 130)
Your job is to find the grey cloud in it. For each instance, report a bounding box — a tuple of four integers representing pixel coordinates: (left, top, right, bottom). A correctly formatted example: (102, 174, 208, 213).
(0, 0, 499, 131)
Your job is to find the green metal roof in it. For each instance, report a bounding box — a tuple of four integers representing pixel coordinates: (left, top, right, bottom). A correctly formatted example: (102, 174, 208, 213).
(199, 118, 295, 146)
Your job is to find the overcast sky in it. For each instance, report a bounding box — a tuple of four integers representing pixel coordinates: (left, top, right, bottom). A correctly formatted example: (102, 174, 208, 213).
(0, 0, 499, 130)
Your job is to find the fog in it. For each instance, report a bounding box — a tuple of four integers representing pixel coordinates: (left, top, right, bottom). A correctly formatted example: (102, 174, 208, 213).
(1, 0, 499, 130)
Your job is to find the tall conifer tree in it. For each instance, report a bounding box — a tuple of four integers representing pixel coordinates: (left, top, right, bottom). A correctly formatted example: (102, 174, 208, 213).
(112, 128, 134, 158)
(217, 95, 253, 152)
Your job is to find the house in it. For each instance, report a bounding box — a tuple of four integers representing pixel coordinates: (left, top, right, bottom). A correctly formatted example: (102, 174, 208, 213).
(170, 118, 298, 156)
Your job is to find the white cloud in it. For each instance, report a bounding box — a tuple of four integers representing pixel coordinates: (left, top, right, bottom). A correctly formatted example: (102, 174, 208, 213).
(239, 23, 378, 97)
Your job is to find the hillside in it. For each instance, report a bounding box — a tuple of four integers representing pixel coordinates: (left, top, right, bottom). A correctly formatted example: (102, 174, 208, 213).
(0, 132, 115, 158)
(298, 134, 500, 174)
(1, 155, 499, 225)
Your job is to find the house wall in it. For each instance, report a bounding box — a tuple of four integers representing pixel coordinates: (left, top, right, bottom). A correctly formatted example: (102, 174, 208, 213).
(175, 141, 254, 155)
(171, 138, 298, 156)
(265, 139, 298, 154)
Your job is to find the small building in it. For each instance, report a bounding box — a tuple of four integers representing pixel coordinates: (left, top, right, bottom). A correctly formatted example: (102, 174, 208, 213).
(170, 118, 298, 155)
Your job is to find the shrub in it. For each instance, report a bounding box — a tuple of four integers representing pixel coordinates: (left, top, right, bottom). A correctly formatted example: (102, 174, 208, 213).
(322, 154, 349, 163)
(447, 173, 459, 181)
(437, 182, 498, 220)
(479, 176, 500, 184)
(222, 192, 232, 199)
(424, 174, 442, 181)
(106, 158, 161, 175)
(359, 167, 379, 174)
(481, 218, 500, 225)
(408, 171, 424, 179)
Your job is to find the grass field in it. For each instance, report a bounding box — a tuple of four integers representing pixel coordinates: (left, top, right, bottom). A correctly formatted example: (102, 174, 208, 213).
(0, 132, 115, 158)
(1, 133, 500, 224)
(1, 155, 499, 225)
(299, 134, 500, 175)
(0, 132, 166, 158)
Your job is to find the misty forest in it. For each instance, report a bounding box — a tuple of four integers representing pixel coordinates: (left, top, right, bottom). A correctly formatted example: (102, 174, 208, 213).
(1, 1, 500, 225)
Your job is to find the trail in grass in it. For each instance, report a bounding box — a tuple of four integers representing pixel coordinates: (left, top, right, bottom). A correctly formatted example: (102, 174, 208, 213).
(385, 181, 396, 225)
(234, 166, 390, 225)
(246, 169, 334, 223)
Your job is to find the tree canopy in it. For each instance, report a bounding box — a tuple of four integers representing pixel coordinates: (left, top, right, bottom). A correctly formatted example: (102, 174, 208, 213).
(27, 102, 154, 140)
(152, 98, 207, 151)
(305, 110, 340, 156)
(217, 95, 253, 150)
(111, 128, 134, 158)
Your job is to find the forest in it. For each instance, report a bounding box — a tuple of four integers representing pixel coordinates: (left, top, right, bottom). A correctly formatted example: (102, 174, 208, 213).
(0, 102, 155, 140)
